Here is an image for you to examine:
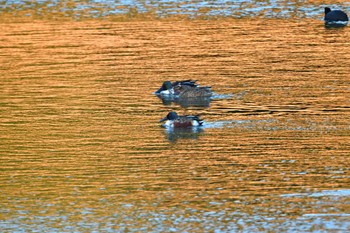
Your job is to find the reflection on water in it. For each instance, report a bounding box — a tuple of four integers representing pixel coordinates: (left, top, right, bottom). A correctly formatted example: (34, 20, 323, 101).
(1, 4, 350, 232)
(1, 0, 350, 20)
(163, 127, 204, 142)
(156, 95, 212, 108)
(156, 90, 233, 108)
(282, 189, 350, 198)
(325, 21, 349, 28)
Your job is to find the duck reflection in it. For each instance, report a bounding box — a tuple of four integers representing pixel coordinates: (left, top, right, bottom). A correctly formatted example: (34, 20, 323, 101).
(157, 95, 212, 108)
(324, 22, 348, 28)
(163, 127, 204, 142)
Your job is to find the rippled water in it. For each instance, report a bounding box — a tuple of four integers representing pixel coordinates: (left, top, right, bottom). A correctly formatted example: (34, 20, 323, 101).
(1, 0, 350, 20)
(1, 1, 350, 232)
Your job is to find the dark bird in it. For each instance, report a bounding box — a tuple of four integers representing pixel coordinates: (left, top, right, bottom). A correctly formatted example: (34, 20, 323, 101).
(324, 7, 349, 22)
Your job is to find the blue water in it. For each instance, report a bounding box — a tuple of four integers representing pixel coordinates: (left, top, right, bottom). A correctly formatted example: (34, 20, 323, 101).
(2, 0, 350, 19)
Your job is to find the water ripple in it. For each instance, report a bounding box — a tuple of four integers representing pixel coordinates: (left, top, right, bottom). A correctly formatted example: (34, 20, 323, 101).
(1, 0, 350, 20)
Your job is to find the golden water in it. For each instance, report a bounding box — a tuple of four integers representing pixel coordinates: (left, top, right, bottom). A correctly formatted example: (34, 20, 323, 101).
(1, 15, 350, 231)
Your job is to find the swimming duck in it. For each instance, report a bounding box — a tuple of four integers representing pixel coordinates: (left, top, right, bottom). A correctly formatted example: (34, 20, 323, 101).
(155, 80, 212, 97)
(159, 111, 204, 128)
(173, 84, 212, 98)
(324, 7, 349, 22)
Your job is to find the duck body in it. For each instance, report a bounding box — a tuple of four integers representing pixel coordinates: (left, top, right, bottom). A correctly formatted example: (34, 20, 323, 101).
(160, 112, 204, 128)
(155, 80, 212, 98)
(173, 84, 212, 98)
(324, 7, 349, 22)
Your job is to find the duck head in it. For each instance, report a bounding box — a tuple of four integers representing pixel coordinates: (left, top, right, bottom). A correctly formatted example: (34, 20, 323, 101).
(159, 111, 178, 122)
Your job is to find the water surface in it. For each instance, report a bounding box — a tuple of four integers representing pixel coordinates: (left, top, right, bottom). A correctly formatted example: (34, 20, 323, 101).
(1, 0, 350, 20)
(1, 3, 350, 232)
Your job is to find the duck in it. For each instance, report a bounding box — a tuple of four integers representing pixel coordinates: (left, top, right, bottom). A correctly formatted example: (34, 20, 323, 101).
(159, 111, 204, 128)
(324, 7, 349, 22)
(155, 80, 212, 97)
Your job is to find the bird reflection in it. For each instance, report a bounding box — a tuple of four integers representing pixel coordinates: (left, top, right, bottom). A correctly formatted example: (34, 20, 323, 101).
(156, 95, 212, 108)
(163, 127, 204, 143)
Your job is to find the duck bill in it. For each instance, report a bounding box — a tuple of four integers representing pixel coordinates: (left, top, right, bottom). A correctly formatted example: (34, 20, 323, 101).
(159, 117, 167, 122)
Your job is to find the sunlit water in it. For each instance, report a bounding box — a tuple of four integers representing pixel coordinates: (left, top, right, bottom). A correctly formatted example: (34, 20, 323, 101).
(1, 1, 350, 232)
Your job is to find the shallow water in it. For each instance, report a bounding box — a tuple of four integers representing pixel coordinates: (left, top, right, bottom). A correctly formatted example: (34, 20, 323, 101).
(1, 2, 350, 232)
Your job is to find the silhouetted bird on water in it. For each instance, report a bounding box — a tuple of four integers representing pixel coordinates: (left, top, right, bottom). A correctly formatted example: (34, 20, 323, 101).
(324, 7, 348, 24)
